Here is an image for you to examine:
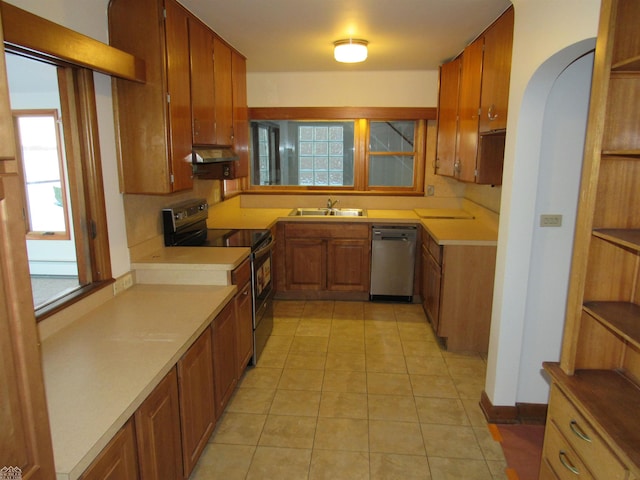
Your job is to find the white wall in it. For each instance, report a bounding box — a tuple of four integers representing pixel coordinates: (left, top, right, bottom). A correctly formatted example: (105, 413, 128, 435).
(248, 70, 439, 107)
(7, 0, 131, 278)
(486, 0, 600, 407)
(517, 52, 593, 403)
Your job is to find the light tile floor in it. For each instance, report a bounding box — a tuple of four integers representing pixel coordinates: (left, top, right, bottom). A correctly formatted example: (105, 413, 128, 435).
(190, 300, 508, 479)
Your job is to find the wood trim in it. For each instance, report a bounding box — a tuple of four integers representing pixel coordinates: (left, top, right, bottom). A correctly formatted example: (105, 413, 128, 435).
(0, 1, 145, 83)
(75, 69, 112, 283)
(0, 175, 56, 478)
(249, 106, 437, 121)
(480, 390, 548, 425)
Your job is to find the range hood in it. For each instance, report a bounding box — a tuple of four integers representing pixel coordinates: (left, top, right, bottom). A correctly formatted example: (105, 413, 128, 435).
(192, 147, 239, 163)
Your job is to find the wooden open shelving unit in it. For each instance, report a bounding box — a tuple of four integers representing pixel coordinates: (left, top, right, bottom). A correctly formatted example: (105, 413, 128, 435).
(540, 1, 640, 479)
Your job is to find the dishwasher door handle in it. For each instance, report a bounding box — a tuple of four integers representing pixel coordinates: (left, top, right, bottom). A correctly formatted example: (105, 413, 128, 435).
(378, 235, 409, 241)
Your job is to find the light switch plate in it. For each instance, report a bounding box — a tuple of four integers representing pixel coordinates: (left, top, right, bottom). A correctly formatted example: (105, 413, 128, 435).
(540, 214, 562, 227)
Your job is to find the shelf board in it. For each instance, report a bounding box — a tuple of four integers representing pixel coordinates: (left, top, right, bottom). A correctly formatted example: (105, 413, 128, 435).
(612, 55, 640, 72)
(584, 301, 640, 347)
(602, 150, 640, 158)
(593, 229, 640, 251)
(544, 363, 640, 471)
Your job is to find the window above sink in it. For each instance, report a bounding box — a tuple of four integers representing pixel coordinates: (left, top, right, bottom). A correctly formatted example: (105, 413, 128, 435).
(248, 107, 435, 195)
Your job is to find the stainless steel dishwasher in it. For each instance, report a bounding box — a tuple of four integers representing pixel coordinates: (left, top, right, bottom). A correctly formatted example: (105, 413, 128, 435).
(370, 225, 417, 302)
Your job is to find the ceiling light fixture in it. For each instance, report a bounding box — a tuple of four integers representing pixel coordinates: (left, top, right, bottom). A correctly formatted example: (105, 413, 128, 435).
(333, 39, 368, 63)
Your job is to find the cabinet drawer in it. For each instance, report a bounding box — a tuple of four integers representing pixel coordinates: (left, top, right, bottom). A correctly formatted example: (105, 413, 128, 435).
(548, 385, 628, 480)
(285, 222, 369, 239)
(544, 422, 594, 480)
(426, 233, 442, 265)
(231, 257, 251, 286)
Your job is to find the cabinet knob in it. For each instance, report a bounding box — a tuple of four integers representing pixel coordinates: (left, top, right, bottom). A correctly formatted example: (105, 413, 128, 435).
(487, 104, 498, 121)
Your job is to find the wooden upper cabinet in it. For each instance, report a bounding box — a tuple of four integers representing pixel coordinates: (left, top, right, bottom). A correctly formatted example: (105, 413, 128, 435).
(456, 37, 484, 183)
(109, 0, 193, 194)
(189, 18, 216, 145)
(232, 51, 249, 177)
(479, 6, 514, 133)
(435, 6, 513, 185)
(435, 57, 460, 178)
(213, 37, 234, 146)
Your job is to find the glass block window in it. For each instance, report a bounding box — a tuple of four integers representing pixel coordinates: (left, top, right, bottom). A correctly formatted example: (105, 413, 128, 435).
(298, 125, 345, 186)
(257, 125, 270, 185)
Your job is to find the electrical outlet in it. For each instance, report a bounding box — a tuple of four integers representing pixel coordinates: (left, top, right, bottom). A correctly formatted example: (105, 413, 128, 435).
(426, 185, 435, 196)
(540, 214, 563, 227)
(122, 273, 133, 290)
(113, 278, 122, 296)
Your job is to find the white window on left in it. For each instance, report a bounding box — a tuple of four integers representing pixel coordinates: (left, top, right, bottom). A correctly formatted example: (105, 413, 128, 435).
(13, 111, 70, 239)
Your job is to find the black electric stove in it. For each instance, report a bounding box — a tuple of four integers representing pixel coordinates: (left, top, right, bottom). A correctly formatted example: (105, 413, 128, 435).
(162, 198, 270, 250)
(161, 198, 274, 365)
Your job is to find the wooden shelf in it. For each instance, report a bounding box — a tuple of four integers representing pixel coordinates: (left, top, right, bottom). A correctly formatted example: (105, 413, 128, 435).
(593, 229, 640, 251)
(601, 150, 640, 158)
(612, 55, 640, 72)
(544, 362, 640, 471)
(584, 301, 640, 347)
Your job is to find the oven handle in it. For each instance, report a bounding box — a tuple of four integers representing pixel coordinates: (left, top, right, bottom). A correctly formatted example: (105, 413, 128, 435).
(253, 236, 275, 258)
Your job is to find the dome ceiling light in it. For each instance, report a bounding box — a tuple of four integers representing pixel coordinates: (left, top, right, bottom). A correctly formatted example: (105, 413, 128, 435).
(333, 39, 368, 63)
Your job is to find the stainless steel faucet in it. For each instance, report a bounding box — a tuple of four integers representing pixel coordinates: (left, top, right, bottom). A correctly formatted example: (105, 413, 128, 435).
(327, 198, 339, 209)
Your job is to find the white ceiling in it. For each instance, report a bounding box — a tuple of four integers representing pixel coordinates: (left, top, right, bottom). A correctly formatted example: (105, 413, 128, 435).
(180, 0, 512, 73)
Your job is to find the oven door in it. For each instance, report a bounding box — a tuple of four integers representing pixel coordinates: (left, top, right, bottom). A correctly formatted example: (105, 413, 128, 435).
(251, 236, 274, 364)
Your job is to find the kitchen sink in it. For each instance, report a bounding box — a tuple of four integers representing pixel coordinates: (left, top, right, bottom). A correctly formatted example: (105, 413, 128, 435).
(289, 208, 366, 217)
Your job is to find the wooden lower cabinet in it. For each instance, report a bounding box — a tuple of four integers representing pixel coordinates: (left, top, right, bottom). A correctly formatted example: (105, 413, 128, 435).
(285, 238, 325, 290)
(178, 326, 216, 478)
(135, 367, 182, 480)
(213, 300, 238, 418)
(327, 238, 370, 292)
(81, 298, 247, 480)
(421, 227, 496, 353)
(421, 242, 442, 333)
(278, 222, 370, 300)
(235, 280, 253, 377)
(232, 258, 253, 378)
(540, 378, 630, 480)
(79, 420, 138, 480)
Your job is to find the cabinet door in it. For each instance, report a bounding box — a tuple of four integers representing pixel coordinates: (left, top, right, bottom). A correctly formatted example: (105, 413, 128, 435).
(435, 57, 461, 178)
(479, 7, 514, 133)
(79, 420, 138, 480)
(232, 51, 249, 177)
(189, 18, 216, 144)
(213, 36, 233, 145)
(213, 301, 237, 417)
(423, 249, 442, 332)
(178, 326, 216, 478)
(135, 367, 183, 480)
(456, 37, 484, 182)
(165, 0, 193, 192)
(235, 281, 253, 377)
(285, 238, 326, 290)
(327, 238, 370, 292)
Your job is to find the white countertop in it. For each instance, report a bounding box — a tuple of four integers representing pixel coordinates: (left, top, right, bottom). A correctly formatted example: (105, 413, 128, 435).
(42, 283, 236, 480)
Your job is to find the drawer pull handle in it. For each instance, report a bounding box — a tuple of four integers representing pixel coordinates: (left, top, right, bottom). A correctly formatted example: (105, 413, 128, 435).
(559, 451, 580, 475)
(569, 420, 592, 443)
